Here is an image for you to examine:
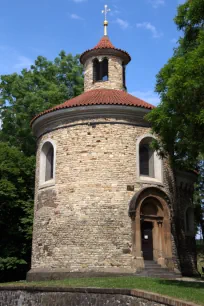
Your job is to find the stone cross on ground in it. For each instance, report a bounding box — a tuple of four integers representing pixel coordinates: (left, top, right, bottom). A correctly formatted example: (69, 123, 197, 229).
(102, 4, 110, 36)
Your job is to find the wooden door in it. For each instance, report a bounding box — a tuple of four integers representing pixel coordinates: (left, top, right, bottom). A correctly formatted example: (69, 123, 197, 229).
(141, 221, 153, 260)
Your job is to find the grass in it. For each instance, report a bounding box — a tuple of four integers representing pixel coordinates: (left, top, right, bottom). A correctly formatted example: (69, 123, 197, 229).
(1, 276, 204, 305)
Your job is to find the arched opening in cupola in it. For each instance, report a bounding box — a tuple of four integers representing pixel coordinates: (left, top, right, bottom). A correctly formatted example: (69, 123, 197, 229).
(93, 58, 109, 82)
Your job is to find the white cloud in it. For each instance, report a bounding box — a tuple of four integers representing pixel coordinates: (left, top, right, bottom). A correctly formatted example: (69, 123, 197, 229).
(115, 18, 129, 30)
(131, 90, 160, 106)
(70, 13, 84, 20)
(110, 4, 120, 16)
(148, 0, 165, 8)
(136, 22, 162, 38)
(13, 56, 33, 70)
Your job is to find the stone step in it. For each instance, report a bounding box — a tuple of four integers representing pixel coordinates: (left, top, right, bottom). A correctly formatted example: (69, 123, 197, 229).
(136, 274, 178, 279)
(136, 260, 181, 279)
(144, 265, 165, 269)
(136, 271, 180, 277)
(144, 262, 162, 267)
(143, 269, 171, 274)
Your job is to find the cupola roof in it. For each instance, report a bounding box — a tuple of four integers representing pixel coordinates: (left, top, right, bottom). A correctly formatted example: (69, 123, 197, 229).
(80, 36, 131, 65)
(93, 36, 115, 49)
(31, 89, 154, 125)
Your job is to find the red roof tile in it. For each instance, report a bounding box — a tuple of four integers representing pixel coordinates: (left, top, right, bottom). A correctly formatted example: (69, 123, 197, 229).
(31, 89, 155, 125)
(80, 36, 131, 64)
(93, 36, 115, 49)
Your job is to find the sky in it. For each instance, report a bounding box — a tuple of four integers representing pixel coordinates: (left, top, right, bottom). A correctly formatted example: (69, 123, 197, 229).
(0, 0, 186, 106)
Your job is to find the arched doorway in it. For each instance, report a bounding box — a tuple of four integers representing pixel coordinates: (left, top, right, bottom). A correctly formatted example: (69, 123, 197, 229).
(129, 187, 173, 270)
(140, 197, 164, 262)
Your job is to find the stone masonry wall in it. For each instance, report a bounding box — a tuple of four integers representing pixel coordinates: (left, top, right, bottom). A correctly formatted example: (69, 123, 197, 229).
(3, 287, 194, 306)
(84, 56, 124, 92)
(31, 117, 182, 274)
(0, 291, 161, 306)
(32, 119, 150, 272)
(0, 287, 199, 306)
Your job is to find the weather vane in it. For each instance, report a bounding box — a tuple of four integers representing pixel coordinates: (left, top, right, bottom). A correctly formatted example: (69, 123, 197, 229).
(102, 4, 111, 36)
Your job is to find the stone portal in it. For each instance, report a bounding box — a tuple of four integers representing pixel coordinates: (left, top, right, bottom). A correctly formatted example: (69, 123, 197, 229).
(129, 187, 174, 271)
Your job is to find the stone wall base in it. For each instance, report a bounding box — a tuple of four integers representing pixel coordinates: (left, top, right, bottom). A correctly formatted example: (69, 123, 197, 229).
(0, 287, 199, 306)
(27, 269, 134, 282)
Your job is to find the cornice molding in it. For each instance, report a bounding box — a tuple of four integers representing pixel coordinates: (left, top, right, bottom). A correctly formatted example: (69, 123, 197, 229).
(32, 105, 151, 138)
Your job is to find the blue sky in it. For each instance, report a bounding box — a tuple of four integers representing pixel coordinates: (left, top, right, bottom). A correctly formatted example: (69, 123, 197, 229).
(0, 0, 185, 105)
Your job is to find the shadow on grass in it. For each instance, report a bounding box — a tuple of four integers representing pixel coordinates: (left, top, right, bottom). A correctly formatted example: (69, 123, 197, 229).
(157, 279, 204, 289)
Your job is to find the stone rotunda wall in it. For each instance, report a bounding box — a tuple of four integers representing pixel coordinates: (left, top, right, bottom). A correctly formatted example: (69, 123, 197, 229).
(30, 109, 198, 277)
(32, 117, 153, 272)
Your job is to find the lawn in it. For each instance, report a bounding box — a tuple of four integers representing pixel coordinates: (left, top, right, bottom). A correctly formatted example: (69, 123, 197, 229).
(1, 276, 204, 305)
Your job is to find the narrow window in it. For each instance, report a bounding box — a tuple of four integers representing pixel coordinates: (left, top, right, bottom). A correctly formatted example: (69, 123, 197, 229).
(139, 141, 155, 178)
(140, 145, 149, 176)
(101, 58, 108, 81)
(45, 146, 54, 181)
(93, 59, 100, 82)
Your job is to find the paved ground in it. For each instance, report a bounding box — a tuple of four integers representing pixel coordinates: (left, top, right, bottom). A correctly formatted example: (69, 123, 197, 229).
(176, 277, 204, 283)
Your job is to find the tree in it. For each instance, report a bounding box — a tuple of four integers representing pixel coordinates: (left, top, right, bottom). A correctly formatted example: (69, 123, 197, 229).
(0, 51, 84, 280)
(0, 143, 35, 281)
(146, 0, 204, 241)
(147, 0, 204, 169)
(0, 51, 84, 156)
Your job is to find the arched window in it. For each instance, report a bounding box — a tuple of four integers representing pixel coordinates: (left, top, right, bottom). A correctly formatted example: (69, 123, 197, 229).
(40, 141, 55, 185)
(139, 140, 154, 178)
(185, 207, 194, 234)
(93, 58, 108, 82)
(137, 135, 162, 182)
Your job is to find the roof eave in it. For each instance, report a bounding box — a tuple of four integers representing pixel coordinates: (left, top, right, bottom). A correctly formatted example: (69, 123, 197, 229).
(80, 48, 131, 65)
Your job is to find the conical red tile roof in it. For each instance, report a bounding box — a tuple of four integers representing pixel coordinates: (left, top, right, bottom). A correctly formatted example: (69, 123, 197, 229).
(93, 36, 115, 49)
(80, 36, 131, 64)
(31, 89, 154, 125)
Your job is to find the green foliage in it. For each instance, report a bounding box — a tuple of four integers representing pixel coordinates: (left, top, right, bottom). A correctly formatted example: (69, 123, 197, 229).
(0, 51, 84, 281)
(147, 0, 204, 169)
(146, 0, 204, 234)
(0, 51, 84, 156)
(0, 142, 35, 280)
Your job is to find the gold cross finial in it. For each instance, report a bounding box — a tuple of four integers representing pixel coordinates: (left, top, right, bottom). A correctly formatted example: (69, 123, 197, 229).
(102, 4, 110, 36)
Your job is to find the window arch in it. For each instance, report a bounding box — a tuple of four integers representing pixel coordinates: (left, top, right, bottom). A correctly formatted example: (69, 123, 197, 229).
(185, 207, 194, 234)
(93, 58, 109, 82)
(137, 135, 163, 182)
(40, 141, 55, 185)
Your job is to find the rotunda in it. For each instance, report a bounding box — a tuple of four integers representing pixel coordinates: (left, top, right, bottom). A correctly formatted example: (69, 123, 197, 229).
(28, 10, 198, 280)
